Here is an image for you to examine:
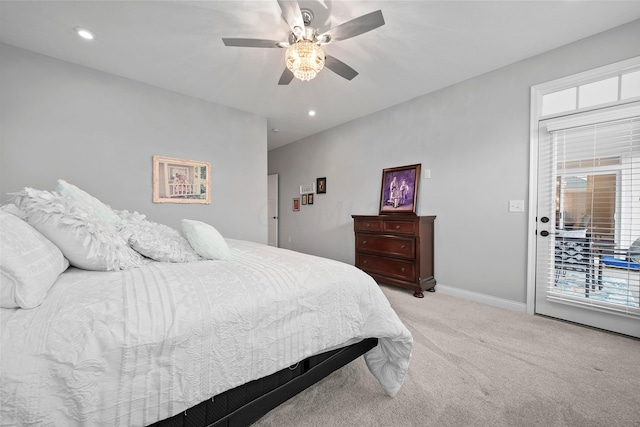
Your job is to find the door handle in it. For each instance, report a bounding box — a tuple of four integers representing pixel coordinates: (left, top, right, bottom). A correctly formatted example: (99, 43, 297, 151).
(540, 216, 550, 223)
(540, 230, 550, 237)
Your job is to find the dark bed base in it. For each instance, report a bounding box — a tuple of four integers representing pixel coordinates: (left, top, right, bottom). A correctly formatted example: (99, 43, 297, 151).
(150, 338, 379, 427)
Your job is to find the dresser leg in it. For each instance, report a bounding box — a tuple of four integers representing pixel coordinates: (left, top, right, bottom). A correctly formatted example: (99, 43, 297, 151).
(413, 291, 424, 298)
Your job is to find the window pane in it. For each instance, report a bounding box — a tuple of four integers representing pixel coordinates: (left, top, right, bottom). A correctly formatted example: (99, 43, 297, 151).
(621, 70, 640, 99)
(542, 87, 576, 116)
(578, 77, 618, 108)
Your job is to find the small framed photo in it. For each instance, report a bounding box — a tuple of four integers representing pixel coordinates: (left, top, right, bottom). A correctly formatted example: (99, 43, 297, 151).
(302, 194, 308, 205)
(379, 164, 421, 215)
(153, 155, 211, 204)
(293, 198, 300, 211)
(316, 177, 326, 194)
(308, 193, 314, 204)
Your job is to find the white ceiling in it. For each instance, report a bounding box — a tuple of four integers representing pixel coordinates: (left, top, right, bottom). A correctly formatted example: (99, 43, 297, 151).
(2, 1, 640, 150)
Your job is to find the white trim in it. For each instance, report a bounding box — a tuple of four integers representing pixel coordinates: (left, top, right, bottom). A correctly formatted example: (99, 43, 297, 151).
(545, 103, 640, 131)
(536, 56, 640, 97)
(436, 284, 527, 313)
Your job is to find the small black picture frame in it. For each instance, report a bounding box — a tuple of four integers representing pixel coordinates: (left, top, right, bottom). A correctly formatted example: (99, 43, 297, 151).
(308, 193, 314, 204)
(316, 177, 326, 194)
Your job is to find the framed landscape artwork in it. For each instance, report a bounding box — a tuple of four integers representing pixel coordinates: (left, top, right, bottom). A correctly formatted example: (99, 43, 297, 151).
(153, 155, 211, 204)
(379, 164, 421, 215)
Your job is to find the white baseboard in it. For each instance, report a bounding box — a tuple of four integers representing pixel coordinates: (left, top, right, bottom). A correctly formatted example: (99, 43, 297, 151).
(436, 284, 527, 313)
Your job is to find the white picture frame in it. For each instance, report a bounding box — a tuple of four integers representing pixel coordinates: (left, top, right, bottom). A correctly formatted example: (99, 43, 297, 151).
(299, 183, 316, 194)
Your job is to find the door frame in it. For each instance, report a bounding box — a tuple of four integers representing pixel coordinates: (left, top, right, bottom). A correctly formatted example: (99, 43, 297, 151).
(267, 173, 279, 247)
(527, 56, 640, 315)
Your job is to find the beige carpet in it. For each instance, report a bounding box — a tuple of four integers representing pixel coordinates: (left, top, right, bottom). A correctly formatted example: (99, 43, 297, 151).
(253, 285, 640, 427)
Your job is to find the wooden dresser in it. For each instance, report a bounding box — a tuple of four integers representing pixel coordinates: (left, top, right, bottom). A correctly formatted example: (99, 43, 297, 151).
(352, 215, 436, 298)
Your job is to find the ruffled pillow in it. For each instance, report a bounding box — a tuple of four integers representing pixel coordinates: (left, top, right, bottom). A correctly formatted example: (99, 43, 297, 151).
(56, 179, 121, 227)
(181, 219, 232, 260)
(0, 209, 69, 308)
(12, 188, 144, 271)
(118, 211, 201, 263)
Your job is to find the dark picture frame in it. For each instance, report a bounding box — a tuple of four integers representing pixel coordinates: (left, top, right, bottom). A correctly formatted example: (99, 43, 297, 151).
(302, 194, 308, 205)
(308, 193, 314, 204)
(379, 164, 421, 215)
(316, 177, 326, 194)
(293, 198, 300, 211)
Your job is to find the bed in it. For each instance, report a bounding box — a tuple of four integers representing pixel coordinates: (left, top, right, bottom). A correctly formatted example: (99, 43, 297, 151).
(0, 182, 413, 427)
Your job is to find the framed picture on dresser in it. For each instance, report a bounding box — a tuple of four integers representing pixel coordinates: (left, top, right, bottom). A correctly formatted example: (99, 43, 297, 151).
(379, 164, 421, 215)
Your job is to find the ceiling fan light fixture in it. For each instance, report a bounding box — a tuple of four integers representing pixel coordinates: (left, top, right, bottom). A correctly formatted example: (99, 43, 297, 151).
(285, 40, 325, 82)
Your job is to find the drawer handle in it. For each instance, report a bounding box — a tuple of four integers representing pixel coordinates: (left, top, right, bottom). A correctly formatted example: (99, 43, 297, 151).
(366, 223, 371, 227)
(400, 267, 406, 272)
(400, 245, 406, 249)
(395, 225, 401, 229)
(362, 240, 368, 245)
(363, 260, 368, 264)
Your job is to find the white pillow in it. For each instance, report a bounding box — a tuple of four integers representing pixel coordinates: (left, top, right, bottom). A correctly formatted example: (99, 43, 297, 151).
(0, 209, 69, 309)
(56, 179, 121, 226)
(12, 188, 144, 271)
(181, 219, 232, 260)
(118, 213, 201, 263)
(0, 203, 27, 220)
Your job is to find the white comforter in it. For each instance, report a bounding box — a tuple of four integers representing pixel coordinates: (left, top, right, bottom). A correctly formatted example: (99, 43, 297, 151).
(0, 239, 413, 426)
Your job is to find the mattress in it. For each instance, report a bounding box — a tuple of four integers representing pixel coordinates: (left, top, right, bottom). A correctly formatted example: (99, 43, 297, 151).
(0, 239, 412, 426)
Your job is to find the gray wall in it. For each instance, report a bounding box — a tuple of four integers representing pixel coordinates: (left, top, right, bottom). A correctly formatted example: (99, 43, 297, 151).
(268, 20, 640, 305)
(1, 44, 268, 243)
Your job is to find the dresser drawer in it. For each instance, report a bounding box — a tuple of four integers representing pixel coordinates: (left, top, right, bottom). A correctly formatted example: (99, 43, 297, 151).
(355, 235, 415, 259)
(382, 220, 417, 235)
(354, 218, 383, 233)
(356, 253, 416, 282)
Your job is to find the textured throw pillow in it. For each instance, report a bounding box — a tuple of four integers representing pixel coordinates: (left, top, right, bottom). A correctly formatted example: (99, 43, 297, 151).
(56, 179, 121, 227)
(0, 209, 69, 308)
(118, 212, 201, 263)
(181, 219, 232, 260)
(12, 188, 144, 271)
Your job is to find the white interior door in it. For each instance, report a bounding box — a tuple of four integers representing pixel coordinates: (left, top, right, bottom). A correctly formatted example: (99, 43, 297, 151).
(534, 109, 640, 338)
(267, 174, 278, 247)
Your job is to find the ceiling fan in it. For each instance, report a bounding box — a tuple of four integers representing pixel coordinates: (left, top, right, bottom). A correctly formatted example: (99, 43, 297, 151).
(222, 0, 385, 85)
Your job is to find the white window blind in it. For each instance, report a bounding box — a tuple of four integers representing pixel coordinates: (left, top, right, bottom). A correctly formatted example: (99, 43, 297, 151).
(546, 114, 640, 317)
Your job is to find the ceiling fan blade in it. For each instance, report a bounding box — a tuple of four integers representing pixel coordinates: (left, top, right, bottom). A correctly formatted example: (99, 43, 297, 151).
(222, 38, 283, 48)
(322, 10, 385, 43)
(277, 0, 304, 32)
(324, 55, 358, 81)
(278, 68, 294, 85)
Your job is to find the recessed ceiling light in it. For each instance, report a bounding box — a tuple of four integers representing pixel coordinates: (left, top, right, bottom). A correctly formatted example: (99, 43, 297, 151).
(74, 27, 95, 40)
(272, 128, 279, 132)
(308, 110, 316, 117)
